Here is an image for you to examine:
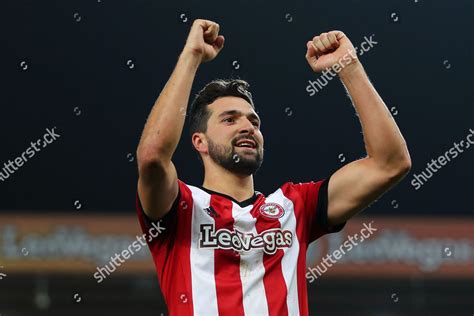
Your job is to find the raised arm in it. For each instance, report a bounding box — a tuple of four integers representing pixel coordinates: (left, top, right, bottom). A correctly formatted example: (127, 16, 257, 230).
(137, 19, 224, 220)
(305, 31, 411, 226)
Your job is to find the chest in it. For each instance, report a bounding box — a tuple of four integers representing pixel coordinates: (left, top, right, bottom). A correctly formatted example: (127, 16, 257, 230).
(191, 197, 298, 256)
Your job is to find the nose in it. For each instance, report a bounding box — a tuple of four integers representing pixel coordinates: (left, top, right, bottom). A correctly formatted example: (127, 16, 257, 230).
(238, 117, 256, 135)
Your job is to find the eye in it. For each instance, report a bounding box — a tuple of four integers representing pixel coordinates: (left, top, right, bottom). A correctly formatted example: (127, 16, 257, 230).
(223, 117, 234, 123)
(252, 121, 260, 127)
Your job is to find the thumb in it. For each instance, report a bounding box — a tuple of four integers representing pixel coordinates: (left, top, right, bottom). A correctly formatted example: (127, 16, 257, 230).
(214, 35, 225, 49)
(306, 41, 317, 58)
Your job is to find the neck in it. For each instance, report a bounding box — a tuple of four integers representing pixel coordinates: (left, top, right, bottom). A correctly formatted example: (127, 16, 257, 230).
(202, 164, 255, 203)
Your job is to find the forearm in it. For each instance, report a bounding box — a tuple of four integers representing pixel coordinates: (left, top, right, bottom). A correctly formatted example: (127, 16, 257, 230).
(137, 51, 201, 162)
(339, 62, 411, 169)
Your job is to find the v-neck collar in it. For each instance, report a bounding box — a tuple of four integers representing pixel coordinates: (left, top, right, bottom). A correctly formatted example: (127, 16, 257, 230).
(198, 186, 259, 208)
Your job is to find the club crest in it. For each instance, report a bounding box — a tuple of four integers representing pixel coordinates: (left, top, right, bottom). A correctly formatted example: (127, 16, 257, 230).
(259, 203, 285, 219)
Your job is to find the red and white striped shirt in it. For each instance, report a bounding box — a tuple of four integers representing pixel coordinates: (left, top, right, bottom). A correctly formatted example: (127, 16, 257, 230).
(136, 177, 345, 316)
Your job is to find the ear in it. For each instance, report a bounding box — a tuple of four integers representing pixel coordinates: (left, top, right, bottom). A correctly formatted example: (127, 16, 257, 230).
(192, 132, 208, 154)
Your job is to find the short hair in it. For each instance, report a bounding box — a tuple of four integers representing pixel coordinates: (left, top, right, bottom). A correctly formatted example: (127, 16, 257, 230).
(188, 79, 255, 162)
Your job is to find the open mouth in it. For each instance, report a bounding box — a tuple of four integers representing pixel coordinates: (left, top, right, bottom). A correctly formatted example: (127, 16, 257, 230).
(235, 143, 257, 151)
(236, 146, 257, 151)
(235, 139, 257, 150)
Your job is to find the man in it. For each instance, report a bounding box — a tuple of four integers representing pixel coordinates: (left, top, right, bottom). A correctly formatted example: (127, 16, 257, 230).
(135, 19, 411, 316)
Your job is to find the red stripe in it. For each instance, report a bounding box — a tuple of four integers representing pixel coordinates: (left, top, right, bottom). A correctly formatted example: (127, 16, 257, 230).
(135, 179, 195, 316)
(211, 195, 245, 316)
(251, 205, 288, 316)
(281, 182, 310, 316)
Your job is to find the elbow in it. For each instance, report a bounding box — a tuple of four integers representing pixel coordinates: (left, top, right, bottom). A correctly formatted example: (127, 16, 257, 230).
(397, 149, 412, 175)
(136, 145, 169, 173)
(388, 156, 412, 180)
(373, 153, 412, 181)
(137, 154, 168, 181)
(402, 156, 412, 173)
(137, 145, 156, 167)
(398, 159, 412, 178)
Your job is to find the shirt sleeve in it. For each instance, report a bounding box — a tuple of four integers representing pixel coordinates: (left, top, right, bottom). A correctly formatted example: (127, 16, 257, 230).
(287, 173, 346, 243)
(135, 179, 182, 248)
(135, 179, 192, 282)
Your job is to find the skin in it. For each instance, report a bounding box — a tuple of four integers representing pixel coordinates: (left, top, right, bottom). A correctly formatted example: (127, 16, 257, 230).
(137, 20, 411, 227)
(305, 31, 411, 225)
(192, 96, 264, 201)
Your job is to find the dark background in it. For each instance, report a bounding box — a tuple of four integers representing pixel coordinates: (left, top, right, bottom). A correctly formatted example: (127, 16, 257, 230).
(2, 0, 473, 215)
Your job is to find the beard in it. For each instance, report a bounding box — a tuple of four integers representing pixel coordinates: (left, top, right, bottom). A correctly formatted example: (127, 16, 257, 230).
(207, 137, 263, 176)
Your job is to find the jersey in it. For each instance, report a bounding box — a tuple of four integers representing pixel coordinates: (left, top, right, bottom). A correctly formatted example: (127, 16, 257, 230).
(135, 176, 345, 316)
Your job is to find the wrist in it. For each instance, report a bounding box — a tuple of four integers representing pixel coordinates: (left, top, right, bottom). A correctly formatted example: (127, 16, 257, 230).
(179, 49, 202, 69)
(338, 60, 364, 81)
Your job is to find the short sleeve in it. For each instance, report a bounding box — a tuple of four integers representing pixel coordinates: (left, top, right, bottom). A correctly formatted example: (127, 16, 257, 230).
(286, 173, 346, 243)
(135, 180, 182, 247)
(312, 175, 346, 240)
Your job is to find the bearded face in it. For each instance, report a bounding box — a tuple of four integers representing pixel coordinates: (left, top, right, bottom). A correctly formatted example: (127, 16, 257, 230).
(207, 135, 264, 176)
(194, 96, 265, 175)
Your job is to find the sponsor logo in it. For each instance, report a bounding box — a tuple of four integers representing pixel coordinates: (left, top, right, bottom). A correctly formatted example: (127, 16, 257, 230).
(199, 224, 292, 255)
(259, 203, 285, 219)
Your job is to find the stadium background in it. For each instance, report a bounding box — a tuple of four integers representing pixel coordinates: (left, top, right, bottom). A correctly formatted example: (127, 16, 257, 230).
(1, 0, 473, 315)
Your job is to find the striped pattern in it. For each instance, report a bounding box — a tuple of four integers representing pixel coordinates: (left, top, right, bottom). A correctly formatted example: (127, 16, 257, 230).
(136, 179, 329, 316)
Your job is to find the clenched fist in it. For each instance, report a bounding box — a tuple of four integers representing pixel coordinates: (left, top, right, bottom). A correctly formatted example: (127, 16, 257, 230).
(305, 31, 358, 73)
(183, 19, 225, 64)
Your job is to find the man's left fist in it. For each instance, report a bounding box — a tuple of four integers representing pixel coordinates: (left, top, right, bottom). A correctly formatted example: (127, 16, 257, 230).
(305, 31, 358, 73)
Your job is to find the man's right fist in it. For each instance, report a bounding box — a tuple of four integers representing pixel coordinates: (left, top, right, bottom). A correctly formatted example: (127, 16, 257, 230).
(183, 19, 225, 63)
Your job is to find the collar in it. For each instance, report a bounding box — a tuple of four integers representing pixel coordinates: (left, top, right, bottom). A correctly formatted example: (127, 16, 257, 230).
(198, 186, 259, 208)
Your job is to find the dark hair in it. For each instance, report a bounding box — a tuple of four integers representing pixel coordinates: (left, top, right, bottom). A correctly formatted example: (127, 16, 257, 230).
(188, 79, 255, 162)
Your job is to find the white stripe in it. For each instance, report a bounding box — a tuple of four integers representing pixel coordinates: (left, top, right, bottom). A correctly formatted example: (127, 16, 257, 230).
(232, 203, 269, 316)
(189, 186, 219, 315)
(269, 189, 300, 316)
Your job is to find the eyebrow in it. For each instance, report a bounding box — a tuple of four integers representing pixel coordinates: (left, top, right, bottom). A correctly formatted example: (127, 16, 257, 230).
(218, 110, 261, 123)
